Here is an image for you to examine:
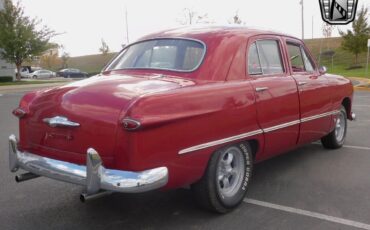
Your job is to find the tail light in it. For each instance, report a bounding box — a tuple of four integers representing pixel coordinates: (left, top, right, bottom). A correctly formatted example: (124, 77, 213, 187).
(122, 118, 141, 131)
(12, 108, 26, 118)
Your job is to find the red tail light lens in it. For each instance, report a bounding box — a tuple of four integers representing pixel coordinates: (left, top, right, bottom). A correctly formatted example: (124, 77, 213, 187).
(12, 108, 26, 118)
(122, 118, 141, 131)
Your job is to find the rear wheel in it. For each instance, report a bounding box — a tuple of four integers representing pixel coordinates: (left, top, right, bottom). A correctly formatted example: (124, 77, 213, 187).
(321, 106, 347, 149)
(191, 143, 253, 213)
(33, 75, 37, 79)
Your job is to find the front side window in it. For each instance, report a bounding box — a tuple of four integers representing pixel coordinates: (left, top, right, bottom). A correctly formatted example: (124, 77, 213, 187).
(301, 48, 314, 72)
(248, 40, 284, 75)
(107, 39, 205, 72)
(287, 43, 315, 72)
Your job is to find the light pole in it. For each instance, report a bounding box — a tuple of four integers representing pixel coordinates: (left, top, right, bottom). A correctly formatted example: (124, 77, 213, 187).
(124, 5, 129, 44)
(312, 15, 314, 39)
(300, 0, 304, 40)
(366, 39, 370, 77)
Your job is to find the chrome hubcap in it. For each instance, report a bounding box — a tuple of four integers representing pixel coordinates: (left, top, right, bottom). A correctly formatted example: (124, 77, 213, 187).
(216, 147, 244, 198)
(335, 112, 345, 142)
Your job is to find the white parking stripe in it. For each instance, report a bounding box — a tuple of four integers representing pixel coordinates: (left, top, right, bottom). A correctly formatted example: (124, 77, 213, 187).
(353, 105, 370, 108)
(244, 198, 370, 230)
(342, 145, 370, 151)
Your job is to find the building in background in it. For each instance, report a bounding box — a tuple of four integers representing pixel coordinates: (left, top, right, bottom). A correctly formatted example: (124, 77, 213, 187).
(0, 0, 15, 81)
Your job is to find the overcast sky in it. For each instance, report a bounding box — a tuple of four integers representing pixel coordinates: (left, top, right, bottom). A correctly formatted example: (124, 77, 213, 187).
(19, 0, 370, 56)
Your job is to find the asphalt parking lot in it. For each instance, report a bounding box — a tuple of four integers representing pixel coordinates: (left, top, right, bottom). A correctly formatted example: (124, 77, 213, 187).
(0, 89, 369, 230)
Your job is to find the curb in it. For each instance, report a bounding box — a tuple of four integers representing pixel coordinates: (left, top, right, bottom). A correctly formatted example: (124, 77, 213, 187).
(354, 87, 370, 92)
(347, 77, 370, 92)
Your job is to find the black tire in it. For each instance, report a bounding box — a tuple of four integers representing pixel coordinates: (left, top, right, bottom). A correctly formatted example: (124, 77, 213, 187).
(191, 142, 253, 213)
(33, 75, 37, 79)
(321, 106, 347, 149)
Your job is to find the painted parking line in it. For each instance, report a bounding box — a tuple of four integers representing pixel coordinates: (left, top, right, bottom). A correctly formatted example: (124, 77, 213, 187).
(355, 96, 370, 98)
(244, 198, 370, 230)
(342, 145, 370, 151)
(353, 105, 370, 108)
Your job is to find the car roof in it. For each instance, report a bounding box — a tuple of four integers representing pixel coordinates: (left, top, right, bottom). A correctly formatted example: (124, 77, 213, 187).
(138, 25, 299, 42)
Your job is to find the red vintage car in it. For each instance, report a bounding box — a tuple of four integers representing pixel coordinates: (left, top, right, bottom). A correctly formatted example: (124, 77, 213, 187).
(9, 26, 355, 213)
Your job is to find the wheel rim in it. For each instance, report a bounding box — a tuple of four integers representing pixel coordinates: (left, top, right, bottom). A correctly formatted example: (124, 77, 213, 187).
(335, 111, 346, 143)
(216, 147, 245, 198)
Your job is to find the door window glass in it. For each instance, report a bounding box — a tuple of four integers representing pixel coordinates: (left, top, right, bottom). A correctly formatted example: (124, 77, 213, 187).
(248, 40, 284, 75)
(301, 48, 314, 72)
(256, 40, 284, 74)
(287, 43, 305, 72)
(248, 43, 262, 75)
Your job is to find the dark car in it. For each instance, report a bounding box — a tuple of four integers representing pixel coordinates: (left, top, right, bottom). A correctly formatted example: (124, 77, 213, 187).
(56, 68, 88, 78)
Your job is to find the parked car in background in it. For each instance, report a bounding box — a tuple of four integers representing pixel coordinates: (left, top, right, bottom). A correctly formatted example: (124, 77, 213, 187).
(56, 68, 88, 78)
(16, 66, 42, 78)
(9, 27, 355, 213)
(27, 69, 55, 79)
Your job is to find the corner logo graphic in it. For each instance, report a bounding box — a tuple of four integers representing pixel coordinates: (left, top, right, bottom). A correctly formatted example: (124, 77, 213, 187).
(319, 0, 358, 25)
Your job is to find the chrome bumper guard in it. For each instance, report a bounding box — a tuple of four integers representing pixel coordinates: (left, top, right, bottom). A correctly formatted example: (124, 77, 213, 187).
(9, 135, 168, 195)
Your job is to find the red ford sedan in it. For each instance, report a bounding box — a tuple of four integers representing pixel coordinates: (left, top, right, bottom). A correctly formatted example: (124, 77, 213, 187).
(9, 26, 355, 213)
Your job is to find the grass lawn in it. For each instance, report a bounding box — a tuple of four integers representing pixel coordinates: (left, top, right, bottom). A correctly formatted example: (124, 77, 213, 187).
(326, 65, 370, 79)
(0, 80, 65, 86)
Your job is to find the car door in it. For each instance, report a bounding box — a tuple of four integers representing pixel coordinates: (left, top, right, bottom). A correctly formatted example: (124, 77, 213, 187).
(247, 36, 300, 160)
(284, 39, 332, 144)
(38, 71, 45, 78)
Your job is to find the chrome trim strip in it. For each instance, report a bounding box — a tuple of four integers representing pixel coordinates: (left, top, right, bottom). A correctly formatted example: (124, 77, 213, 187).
(300, 110, 340, 123)
(178, 110, 340, 154)
(263, 120, 300, 133)
(178, 129, 263, 154)
(9, 135, 168, 194)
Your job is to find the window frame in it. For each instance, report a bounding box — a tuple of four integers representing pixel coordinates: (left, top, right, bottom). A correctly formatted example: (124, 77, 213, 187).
(246, 37, 286, 78)
(104, 37, 207, 73)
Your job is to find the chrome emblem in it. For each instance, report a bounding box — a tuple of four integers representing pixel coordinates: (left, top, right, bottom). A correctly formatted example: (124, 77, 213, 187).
(43, 116, 80, 128)
(319, 0, 358, 25)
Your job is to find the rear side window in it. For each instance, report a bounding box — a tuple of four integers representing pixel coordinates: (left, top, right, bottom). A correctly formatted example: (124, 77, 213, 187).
(248, 43, 262, 75)
(248, 40, 284, 75)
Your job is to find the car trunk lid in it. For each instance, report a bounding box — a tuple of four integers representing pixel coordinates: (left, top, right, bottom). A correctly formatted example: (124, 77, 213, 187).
(22, 74, 191, 166)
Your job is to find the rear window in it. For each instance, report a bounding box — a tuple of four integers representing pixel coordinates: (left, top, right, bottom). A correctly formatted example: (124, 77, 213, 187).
(107, 39, 205, 72)
(248, 40, 284, 76)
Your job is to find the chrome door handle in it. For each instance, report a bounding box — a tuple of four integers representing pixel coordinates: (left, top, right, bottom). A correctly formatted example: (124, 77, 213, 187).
(298, 81, 307, 86)
(255, 87, 269, 92)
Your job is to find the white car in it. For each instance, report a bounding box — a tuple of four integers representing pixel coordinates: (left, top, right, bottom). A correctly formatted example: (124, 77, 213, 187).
(27, 70, 55, 79)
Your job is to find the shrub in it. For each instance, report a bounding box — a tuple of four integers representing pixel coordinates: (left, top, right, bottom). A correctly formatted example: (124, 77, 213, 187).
(345, 65, 362, 70)
(0, 76, 14, 82)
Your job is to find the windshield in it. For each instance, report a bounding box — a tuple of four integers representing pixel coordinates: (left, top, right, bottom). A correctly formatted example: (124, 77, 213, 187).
(106, 38, 205, 72)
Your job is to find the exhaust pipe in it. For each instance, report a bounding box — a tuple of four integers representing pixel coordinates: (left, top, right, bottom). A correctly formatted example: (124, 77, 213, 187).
(15, 172, 40, 182)
(80, 191, 112, 203)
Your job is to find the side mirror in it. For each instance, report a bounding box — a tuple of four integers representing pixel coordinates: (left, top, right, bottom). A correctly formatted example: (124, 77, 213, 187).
(319, 66, 327, 75)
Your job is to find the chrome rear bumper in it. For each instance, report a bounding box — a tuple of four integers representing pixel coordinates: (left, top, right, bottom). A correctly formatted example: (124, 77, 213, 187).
(9, 135, 168, 195)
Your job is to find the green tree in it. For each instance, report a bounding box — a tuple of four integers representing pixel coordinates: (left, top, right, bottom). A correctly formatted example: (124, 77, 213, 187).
(339, 6, 370, 65)
(0, 0, 55, 80)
